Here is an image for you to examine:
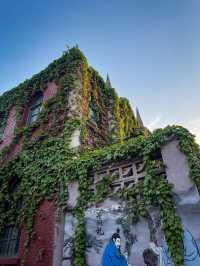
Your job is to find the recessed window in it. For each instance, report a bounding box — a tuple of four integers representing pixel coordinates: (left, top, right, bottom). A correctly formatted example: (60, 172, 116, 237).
(89, 102, 99, 125)
(9, 177, 22, 210)
(27, 92, 43, 124)
(9, 176, 20, 192)
(0, 226, 20, 257)
(0, 177, 21, 257)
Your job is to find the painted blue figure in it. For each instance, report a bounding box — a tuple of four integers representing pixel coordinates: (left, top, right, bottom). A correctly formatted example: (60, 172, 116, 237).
(102, 232, 128, 266)
(183, 229, 200, 266)
(154, 229, 200, 266)
(162, 240, 175, 266)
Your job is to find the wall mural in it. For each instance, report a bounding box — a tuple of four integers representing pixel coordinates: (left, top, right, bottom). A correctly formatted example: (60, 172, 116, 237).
(86, 199, 128, 266)
(62, 148, 200, 266)
(85, 198, 152, 266)
(62, 188, 200, 266)
(175, 185, 200, 266)
(84, 195, 200, 266)
(142, 183, 200, 266)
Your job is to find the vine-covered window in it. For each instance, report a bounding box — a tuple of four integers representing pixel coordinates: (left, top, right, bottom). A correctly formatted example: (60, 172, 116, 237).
(0, 227, 20, 257)
(89, 101, 99, 125)
(27, 92, 43, 124)
(9, 177, 22, 209)
(0, 178, 21, 257)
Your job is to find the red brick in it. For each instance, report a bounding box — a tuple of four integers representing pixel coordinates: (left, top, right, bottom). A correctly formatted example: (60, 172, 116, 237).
(4, 138, 23, 162)
(18, 200, 56, 266)
(43, 82, 58, 102)
(0, 107, 16, 150)
(0, 200, 56, 266)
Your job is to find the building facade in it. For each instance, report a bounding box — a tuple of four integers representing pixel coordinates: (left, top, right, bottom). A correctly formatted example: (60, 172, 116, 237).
(0, 47, 199, 266)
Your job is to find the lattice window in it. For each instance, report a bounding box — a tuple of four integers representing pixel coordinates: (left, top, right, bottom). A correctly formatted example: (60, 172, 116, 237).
(27, 92, 43, 124)
(91, 158, 166, 194)
(0, 226, 20, 257)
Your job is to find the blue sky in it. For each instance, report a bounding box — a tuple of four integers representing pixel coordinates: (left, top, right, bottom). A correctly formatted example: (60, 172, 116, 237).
(1, 0, 200, 142)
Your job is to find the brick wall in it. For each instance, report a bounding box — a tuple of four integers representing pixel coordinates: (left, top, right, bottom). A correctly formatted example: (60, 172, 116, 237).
(0, 82, 60, 265)
(19, 200, 56, 266)
(0, 106, 16, 150)
(0, 200, 56, 266)
(3, 138, 23, 163)
(0, 81, 58, 155)
(43, 82, 58, 102)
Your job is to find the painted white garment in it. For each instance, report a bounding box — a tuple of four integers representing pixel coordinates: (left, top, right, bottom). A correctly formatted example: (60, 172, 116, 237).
(149, 242, 164, 266)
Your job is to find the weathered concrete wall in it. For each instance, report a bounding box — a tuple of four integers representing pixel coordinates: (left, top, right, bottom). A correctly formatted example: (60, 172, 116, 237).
(161, 139, 200, 263)
(62, 213, 77, 266)
(67, 181, 80, 209)
(69, 130, 81, 149)
(161, 139, 194, 195)
(161, 139, 200, 245)
(53, 211, 65, 266)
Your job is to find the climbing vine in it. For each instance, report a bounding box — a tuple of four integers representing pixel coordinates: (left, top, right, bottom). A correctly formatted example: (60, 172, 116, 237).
(0, 47, 86, 138)
(63, 125, 200, 266)
(1, 119, 200, 266)
(0, 47, 200, 266)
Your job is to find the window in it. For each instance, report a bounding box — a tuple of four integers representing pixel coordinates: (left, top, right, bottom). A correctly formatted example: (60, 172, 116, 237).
(27, 92, 43, 124)
(9, 177, 22, 210)
(89, 102, 99, 125)
(0, 178, 21, 257)
(0, 227, 20, 257)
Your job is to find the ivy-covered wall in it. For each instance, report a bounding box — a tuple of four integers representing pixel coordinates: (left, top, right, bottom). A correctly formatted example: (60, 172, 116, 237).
(65, 126, 200, 266)
(0, 47, 143, 265)
(0, 47, 141, 158)
(0, 47, 200, 266)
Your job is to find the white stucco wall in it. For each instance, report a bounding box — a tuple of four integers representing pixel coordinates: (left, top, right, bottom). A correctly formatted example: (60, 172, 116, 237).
(161, 139, 200, 201)
(69, 129, 80, 149)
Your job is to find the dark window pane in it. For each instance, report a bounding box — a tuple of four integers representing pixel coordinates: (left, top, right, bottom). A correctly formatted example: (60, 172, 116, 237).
(0, 227, 20, 257)
(34, 97, 43, 106)
(27, 93, 43, 125)
(89, 102, 99, 125)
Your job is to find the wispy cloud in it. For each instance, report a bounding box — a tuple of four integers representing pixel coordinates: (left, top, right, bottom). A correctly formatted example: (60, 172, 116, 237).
(146, 116, 200, 145)
(161, 118, 200, 144)
(183, 119, 200, 144)
(147, 116, 162, 131)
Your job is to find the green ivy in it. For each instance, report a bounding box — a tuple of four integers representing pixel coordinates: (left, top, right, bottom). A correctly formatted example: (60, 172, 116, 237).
(0, 47, 87, 139)
(63, 125, 200, 266)
(0, 47, 200, 266)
